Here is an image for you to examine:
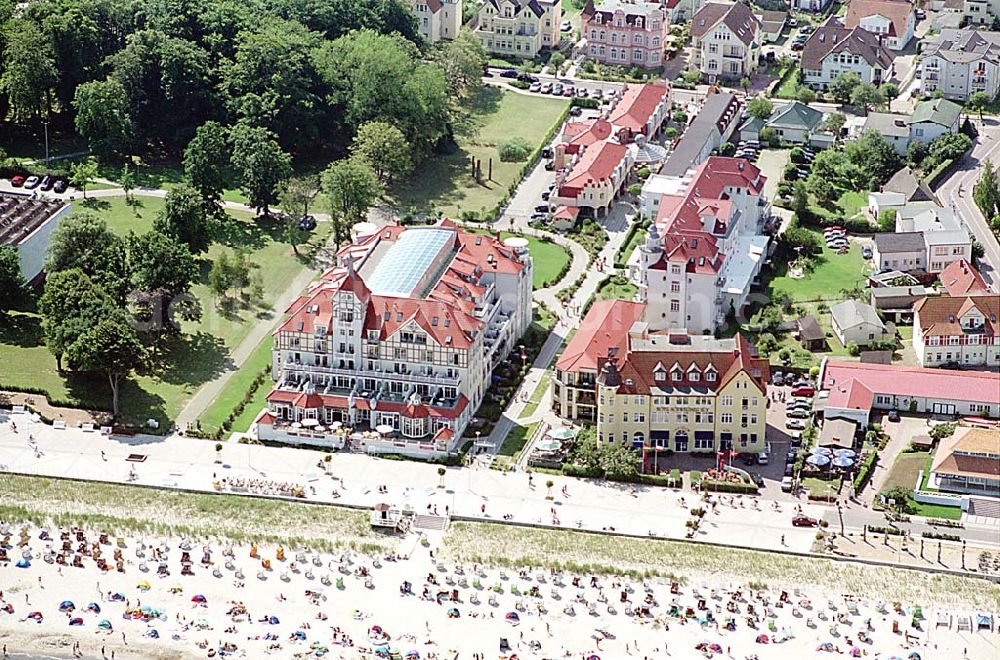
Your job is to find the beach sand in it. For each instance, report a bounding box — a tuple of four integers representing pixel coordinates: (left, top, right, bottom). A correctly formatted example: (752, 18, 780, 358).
(1, 521, 998, 660)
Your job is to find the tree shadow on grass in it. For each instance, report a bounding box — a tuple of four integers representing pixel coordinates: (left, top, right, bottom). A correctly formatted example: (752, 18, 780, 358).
(0, 311, 44, 348)
(80, 198, 111, 212)
(210, 213, 283, 252)
(452, 86, 504, 139)
(148, 331, 232, 387)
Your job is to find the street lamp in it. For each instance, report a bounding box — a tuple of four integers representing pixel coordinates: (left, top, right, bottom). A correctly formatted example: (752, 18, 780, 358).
(43, 120, 50, 168)
(837, 501, 845, 537)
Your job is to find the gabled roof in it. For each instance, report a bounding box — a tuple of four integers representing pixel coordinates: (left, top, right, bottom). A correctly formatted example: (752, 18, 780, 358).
(909, 98, 962, 129)
(863, 112, 910, 138)
(922, 29, 1000, 65)
(822, 360, 1000, 408)
(588, 0, 665, 22)
(873, 231, 925, 253)
(914, 294, 999, 338)
(931, 427, 1000, 480)
(485, 0, 547, 18)
(661, 91, 741, 177)
(845, 0, 913, 38)
(759, 10, 787, 33)
(607, 83, 671, 134)
(830, 299, 886, 331)
(797, 315, 825, 342)
(560, 140, 630, 191)
(939, 259, 989, 296)
(768, 101, 824, 131)
(556, 299, 646, 372)
(801, 17, 893, 72)
(691, 2, 760, 46)
(884, 166, 937, 203)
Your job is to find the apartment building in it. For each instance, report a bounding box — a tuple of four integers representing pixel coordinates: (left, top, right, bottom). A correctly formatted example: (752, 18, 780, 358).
(965, 0, 1000, 26)
(582, 0, 669, 69)
(258, 221, 533, 453)
(0, 193, 70, 283)
(920, 29, 1000, 101)
(550, 140, 634, 218)
(636, 157, 770, 334)
(474, 0, 562, 59)
(913, 294, 1000, 368)
(844, 0, 915, 51)
(690, 2, 761, 82)
(862, 98, 964, 156)
(410, 0, 462, 42)
(658, 90, 741, 178)
(801, 18, 893, 90)
(594, 329, 769, 457)
(870, 201, 971, 275)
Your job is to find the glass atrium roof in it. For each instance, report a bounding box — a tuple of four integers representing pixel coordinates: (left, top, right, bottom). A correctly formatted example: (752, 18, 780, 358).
(365, 227, 455, 298)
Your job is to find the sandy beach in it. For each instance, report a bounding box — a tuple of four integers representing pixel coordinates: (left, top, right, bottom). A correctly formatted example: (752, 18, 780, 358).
(1, 518, 998, 660)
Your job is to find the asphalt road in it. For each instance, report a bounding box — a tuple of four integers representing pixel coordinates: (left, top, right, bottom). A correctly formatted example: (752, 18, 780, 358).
(936, 119, 1000, 289)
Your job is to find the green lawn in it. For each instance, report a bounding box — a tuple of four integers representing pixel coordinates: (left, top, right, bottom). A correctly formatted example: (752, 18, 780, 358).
(774, 67, 801, 99)
(803, 477, 839, 499)
(587, 274, 638, 312)
(911, 502, 962, 520)
(883, 451, 929, 492)
(809, 189, 872, 225)
(388, 87, 569, 218)
(766, 229, 868, 303)
(521, 370, 552, 419)
(0, 195, 325, 428)
(197, 337, 274, 434)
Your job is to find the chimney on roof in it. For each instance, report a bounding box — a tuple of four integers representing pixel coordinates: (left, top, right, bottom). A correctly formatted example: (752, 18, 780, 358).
(346, 255, 355, 275)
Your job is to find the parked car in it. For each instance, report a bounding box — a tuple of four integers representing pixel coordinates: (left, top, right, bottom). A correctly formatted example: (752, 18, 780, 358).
(784, 463, 795, 477)
(534, 204, 549, 213)
(887, 410, 901, 422)
(786, 419, 806, 430)
(785, 450, 798, 464)
(791, 41, 805, 51)
(772, 371, 785, 386)
(576, 87, 589, 98)
(787, 408, 811, 419)
(39, 175, 54, 191)
(544, 161, 555, 171)
(10, 175, 25, 187)
(540, 82, 553, 94)
(792, 514, 819, 527)
(517, 73, 538, 83)
(749, 472, 765, 487)
(915, 8, 926, 19)
(561, 19, 572, 31)
(741, 453, 757, 466)
(823, 225, 844, 234)
(861, 245, 873, 259)
(756, 452, 769, 465)
(781, 476, 794, 492)
(500, 68, 518, 78)
(541, 191, 550, 201)
(553, 83, 564, 95)
(791, 385, 815, 397)
(23, 176, 40, 189)
(800, 25, 814, 34)
(592, 89, 604, 100)
(569, 106, 583, 116)
(53, 179, 68, 193)
(529, 82, 541, 93)
(562, 86, 575, 97)
(530, 212, 549, 221)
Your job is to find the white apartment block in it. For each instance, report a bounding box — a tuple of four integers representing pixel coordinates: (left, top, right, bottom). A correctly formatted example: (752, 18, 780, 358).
(411, 0, 462, 43)
(258, 221, 533, 455)
(635, 157, 770, 335)
(801, 19, 893, 90)
(920, 29, 1000, 101)
(690, 2, 761, 82)
(913, 295, 1000, 368)
(474, 0, 562, 59)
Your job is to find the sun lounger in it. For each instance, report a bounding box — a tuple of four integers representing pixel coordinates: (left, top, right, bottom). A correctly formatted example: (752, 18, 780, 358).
(81, 423, 94, 432)
(53, 420, 66, 430)
(935, 612, 951, 629)
(957, 615, 972, 631)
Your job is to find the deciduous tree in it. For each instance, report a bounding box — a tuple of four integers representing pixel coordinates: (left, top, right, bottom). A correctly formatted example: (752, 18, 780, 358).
(974, 159, 1000, 221)
(0, 245, 26, 314)
(321, 157, 382, 245)
(73, 78, 133, 158)
(828, 72, 862, 105)
(69, 157, 100, 199)
(748, 96, 773, 120)
(0, 19, 58, 122)
(230, 122, 293, 216)
(46, 212, 128, 302)
(67, 314, 147, 418)
(154, 184, 212, 255)
(38, 269, 115, 371)
(432, 29, 487, 100)
(183, 121, 231, 203)
(349, 121, 412, 182)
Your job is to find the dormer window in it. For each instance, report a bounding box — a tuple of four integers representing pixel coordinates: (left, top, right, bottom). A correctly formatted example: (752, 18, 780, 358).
(671, 367, 683, 382)
(655, 370, 666, 382)
(705, 370, 717, 382)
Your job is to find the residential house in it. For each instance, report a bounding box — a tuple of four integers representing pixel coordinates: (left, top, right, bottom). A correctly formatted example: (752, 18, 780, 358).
(606, 82, 673, 141)
(550, 140, 634, 219)
(830, 299, 891, 348)
(552, 299, 646, 421)
(844, 0, 916, 51)
(820, 360, 1000, 425)
(861, 98, 964, 156)
(474, 0, 562, 59)
(410, 0, 462, 42)
(792, 0, 834, 12)
(637, 157, 770, 334)
(594, 329, 769, 457)
(939, 259, 990, 296)
(869, 285, 936, 323)
(913, 294, 1000, 367)
(929, 427, 1000, 497)
(258, 221, 533, 456)
(801, 17, 893, 90)
(797, 316, 827, 351)
(919, 29, 1000, 101)
(582, 0, 669, 69)
(901, 206, 972, 274)
(965, 0, 1000, 27)
(690, 2, 762, 82)
(872, 232, 928, 272)
(758, 10, 787, 42)
(883, 166, 938, 203)
(658, 90, 742, 178)
(764, 101, 826, 144)
(0, 193, 70, 283)
(665, 0, 706, 23)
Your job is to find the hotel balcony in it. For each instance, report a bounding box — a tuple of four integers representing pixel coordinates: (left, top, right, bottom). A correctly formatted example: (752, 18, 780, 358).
(284, 360, 460, 388)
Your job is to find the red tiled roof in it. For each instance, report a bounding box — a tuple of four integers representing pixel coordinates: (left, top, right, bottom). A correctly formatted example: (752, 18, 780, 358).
(826, 378, 875, 411)
(266, 389, 469, 419)
(822, 361, 1000, 408)
(553, 206, 581, 221)
(932, 428, 1000, 479)
(914, 294, 998, 339)
(560, 140, 629, 193)
(561, 118, 615, 152)
(556, 299, 646, 372)
(939, 259, 989, 296)
(845, 0, 913, 38)
(434, 427, 455, 441)
(607, 83, 670, 134)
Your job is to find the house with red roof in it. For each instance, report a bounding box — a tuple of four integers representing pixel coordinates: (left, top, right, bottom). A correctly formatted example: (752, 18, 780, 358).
(634, 156, 771, 334)
(820, 359, 1000, 426)
(257, 220, 533, 456)
(912, 294, 999, 368)
(939, 259, 989, 297)
(409, 0, 462, 43)
(582, 1, 669, 70)
(550, 140, 634, 220)
(606, 83, 672, 140)
(844, 0, 915, 51)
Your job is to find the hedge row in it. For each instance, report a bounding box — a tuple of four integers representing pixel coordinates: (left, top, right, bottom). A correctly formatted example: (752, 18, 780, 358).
(559, 463, 681, 488)
(613, 220, 643, 269)
(924, 158, 955, 188)
(921, 531, 961, 541)
(852, 452, 878, 492)
(0, 383, 112, 414)
(700, 480, 758, 494)
(866, 525, 905, 536)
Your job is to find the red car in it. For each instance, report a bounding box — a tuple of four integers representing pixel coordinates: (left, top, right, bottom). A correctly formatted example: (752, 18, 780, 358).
(792, 515, 818, 527)
(791, 386, 815, 397)
(10, 175, 25, 187)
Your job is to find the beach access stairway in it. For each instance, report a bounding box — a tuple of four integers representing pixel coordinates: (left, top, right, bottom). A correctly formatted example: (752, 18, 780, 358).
(412, 514, 449, 532)
(967, 497, 1000, 520)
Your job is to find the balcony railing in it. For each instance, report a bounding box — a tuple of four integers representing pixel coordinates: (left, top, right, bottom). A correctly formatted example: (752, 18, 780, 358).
(284, 361, 460, 387)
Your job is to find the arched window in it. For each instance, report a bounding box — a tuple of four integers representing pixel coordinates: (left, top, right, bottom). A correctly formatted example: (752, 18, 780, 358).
(633, 431, 645, 446)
